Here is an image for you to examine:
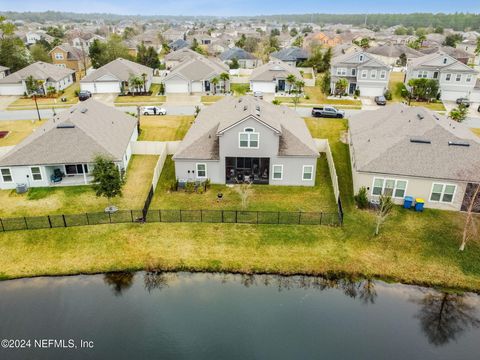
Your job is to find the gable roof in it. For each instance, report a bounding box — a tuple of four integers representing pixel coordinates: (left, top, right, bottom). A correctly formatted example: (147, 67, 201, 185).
(349, 104, 480, 182)
(50, 44, 87, 61)
(366, 44, 423, 58)
(174, 96, 318, 160)
(164, 56, 228, 82)
(408, 51, 477, 73)
(0, 65, 9, 72)
(270, 47, 309, 62)
(219, 47, 256, 61)
(0, 99, 137, 166)
(250, 60, 302, 82)
(164, 47, 201, 62)
(0, 61, 74, 84)
(168, 39, 190, 51)
(80, 58, 153, 83)
(332, 51, 389, 69)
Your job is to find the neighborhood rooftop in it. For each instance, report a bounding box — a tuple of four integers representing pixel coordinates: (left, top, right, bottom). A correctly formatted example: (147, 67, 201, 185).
(0, 61, 74, 84)
(80, 57, 152, 82)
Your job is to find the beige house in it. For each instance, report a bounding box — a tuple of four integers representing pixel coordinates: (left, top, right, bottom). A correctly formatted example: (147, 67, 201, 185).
(349, 104, 480, 211)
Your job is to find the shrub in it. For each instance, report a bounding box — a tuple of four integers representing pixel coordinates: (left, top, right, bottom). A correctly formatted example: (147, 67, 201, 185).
(185, 181, 195, 193)
(354, 186, 369, 209)
(354, 89, 360, 97)
(305, 94, 310, 100)
(169, 179, 178, 192)
(197, 185, 205, 194)
(384, 89, 392, 100)
(272, 99, 281, 105)
(204, 178, 211, 190)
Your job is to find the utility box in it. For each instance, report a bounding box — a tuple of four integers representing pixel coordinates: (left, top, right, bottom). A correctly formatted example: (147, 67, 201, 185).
(403, 196, 413, 209)
(415, 198, 425, 212)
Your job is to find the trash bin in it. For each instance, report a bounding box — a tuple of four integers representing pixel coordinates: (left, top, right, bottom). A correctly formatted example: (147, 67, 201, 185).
(415, 198, 425, 212)
(403, 196, 413, 209)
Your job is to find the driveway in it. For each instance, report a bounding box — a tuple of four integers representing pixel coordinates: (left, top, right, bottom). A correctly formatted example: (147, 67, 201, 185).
(92, 93, 117, 107)
(0, 96, 19, 110)
(165, 94, 201, 105)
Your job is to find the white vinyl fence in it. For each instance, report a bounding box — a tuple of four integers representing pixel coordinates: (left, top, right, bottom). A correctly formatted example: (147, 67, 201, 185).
(314, 138, 340, 203)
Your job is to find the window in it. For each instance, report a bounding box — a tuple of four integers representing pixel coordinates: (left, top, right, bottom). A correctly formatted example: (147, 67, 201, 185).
(351, 68, 356, 76)
(433, 71, 439, 79)
(336, 68, 347, 76)
(466, 74, 472, 82)
(272, 165, 283, 180)
(380, 70, 386, 79)
(445, 73, 451, 81)
(302, 165, 314, 181)
(417, 71, 428, 78)
(65, 164, 87, 175)
(359, 55, 364, 61)
(54, 53, 64, 60)
(196, 163, 207, 178)
(1, 168, 12, 182)
(372, 177, 408, 198)
(456, 74, 461, 82)
(443, 57, 447, 64)
(239, 128, 259, 148)
(430, 183, 456, 203)
(361, 70, 368, 79)
(370, 70, 377, 79)
(30, 167, 42, 181)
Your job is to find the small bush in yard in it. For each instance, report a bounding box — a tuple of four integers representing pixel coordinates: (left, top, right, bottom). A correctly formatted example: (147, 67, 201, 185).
(185, 181, 195, 193)
(384, 90, 392, 100)
(354, 187, 369, 209)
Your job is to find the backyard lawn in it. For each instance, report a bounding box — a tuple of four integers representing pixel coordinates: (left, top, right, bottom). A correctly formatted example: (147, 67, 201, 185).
(7, 83, 80, 110)
(471, 128, 480, 137)
(0, 155, 158, 217)
(276, 86, 362, 107)
(114, 84, 166, 105)
(149, 155, 337, 212)
(0, 120, 44, 146)
(231, 83, 250, 96)
(138, 115, 194, 141)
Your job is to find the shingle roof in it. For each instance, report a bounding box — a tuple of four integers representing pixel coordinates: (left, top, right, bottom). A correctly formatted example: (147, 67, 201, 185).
(0, 99, 137, 166)
(408, 51, 476, 73)
(366, 44, 423, 58)
(250, 60, 302, 82)
(349, 104, 480, 182)
(0, 61, 74, 84)
(80, 58, 153, 83)
(174, 96, 318, 160)
(219, 47, 256, 61)
(168, 39, 190, 51)
(164, 47, 201, 62)
(164, 56, 228, 82)
(332, 51, 389, 69)
(0, 65, 9, 72)
(270, 47, 309, 62)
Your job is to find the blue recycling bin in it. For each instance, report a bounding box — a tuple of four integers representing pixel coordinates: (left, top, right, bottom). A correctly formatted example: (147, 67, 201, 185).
(403, 196, 413, 209)
(415, 198, 425, 212)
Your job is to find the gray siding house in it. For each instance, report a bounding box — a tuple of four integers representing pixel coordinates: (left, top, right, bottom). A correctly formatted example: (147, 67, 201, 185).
(330, 51, 390, 97)
(173, 96, 319, 186)
(349, 104, 480, 211)
(250, 61, 302, 94)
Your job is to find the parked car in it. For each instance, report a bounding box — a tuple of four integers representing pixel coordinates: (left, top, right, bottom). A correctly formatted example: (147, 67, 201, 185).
(311, 106, 345, 118)
(456, 98, 471, 107)
(143, 106, 167, 115)
(374, 96, 387, 105)
(253, 91, 263, 99)
(78, 90, 92, 101)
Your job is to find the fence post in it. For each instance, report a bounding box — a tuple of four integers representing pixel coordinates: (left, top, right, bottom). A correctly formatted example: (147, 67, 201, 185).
(108, 212, 112, 223)
(256, 211, 259, 224)
(298, 212, 301, 224)
(24, 217, 28, 230)
(200, 209, 203, 222)
(277, 212, 280, 224)
(179, 210, 182, 222)
(320, 212, 323, 225)
(62, 214, 67, 227)
(86, 213, 89, 225)
(235, 210, 238, 223)
(130, 210, 134, 222)
(221, 210, 224, 223)
(159, 209, 161, 222)
(0, 218, 3, 232)
(47, 215, 52, 228)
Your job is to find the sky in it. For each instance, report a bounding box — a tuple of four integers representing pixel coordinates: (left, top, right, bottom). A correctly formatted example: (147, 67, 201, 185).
(0, 0, 479, 16)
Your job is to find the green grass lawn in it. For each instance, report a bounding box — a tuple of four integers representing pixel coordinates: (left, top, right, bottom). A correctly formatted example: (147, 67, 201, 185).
(114, 84, 166, 104)
(471, 128, 480, 137)
(0, 120, 44, 146)
(0, 155, 158, 217)
(138, 115, 194, 141)
(8, 83, 80, 109)
(201, 95, 224, 103)
(276, 86, 362, 106)
(231, 83, 250, 96)
(149, 155, 337, 212)
(410, 101, 446, 111)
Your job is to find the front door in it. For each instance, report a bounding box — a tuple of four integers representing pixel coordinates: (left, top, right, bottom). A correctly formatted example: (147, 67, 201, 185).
(278, 79, 286, 92)
(349, 83, 356, 95)
(204, 80, 211, 92)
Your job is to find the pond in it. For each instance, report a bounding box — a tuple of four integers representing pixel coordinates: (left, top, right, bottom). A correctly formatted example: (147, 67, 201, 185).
(0, 272, 479, 359)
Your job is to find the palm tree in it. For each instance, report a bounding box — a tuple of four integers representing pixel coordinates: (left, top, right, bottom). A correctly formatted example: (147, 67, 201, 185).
(210, 77, 219, 94)
(141, 73, 147, 93)
(219, 72, 230, 94)
(295, 79, 305, 94)
(286, 74, 297, 94)
(129, 75, 144, 95)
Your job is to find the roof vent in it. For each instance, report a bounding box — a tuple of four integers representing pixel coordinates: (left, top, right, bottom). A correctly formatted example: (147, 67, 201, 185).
(448, 141, 470, 147)
(80, 108, 88, 113)
(70, 108, 76, 113)
(410, 137, 431, 144)
(243, 105, 247, 111)
(417, 114, 424, 120)
(57, 124, 75, 129)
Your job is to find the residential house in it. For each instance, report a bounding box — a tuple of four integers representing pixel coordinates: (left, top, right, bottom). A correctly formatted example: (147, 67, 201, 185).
(163, 56, 230, 94)
(219, 47, 259, 69)
(349, 104, 480, 211)
(164, 48, 202, 70)
(305, 31, 342, 50)
(0, 66, 9, 79)
(169, 39, 190, 52)
(405, 52, 478, 101)
(163, 28, 186, 42)
(330, 51, 390, 97)
(250, 61, 302, 94)
(366, 44, 424, 67)
(419, 46, 472, 65)
(25, 30, 53, 45)
(49, 44, 90, 79)
(0, 62, 74, 96)
(173, 96, 319, 186)
(332, 43, 362, 58)
(270, 47, 309, 67)
(0, 99, 138, 190)
(80, 58, 153, 94)
(71, 34, 106, 54)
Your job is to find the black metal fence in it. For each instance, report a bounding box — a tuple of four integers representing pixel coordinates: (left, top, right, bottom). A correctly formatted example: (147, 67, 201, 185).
(0, 209, 341, 232)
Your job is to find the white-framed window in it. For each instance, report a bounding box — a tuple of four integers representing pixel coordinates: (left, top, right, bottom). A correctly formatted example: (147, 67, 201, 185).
(359, 54, 364, 61)
(361, 70, 368, 79)
(370, 70, 377, 79)
(445, 73, 451, 81)
(351, 68, 356, 76)
(272, 164, 283, 180)
(196, 163, 207, 178)
(302, 165, 314, 181)
(30, 167, 42, 181)
(336, 68, 347, 76)
(0, 168, 12, 182)
(443, 57, 447, 64)
(54, 53, 64, 60)
(456, 74, 462, 82)
(430, 183, 456, 203)
(238, 128, 259, 149)
(417, 70, 428, 78)
(372, 177, 408, 198)
(380, 70, 386, 79)
(466, 74, 472, 82)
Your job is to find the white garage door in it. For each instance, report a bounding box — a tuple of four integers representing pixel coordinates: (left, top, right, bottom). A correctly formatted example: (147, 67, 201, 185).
(80, 83, 95, 93)
(251, 81, 275, 94)
(0, 84, 25, 96)
(165, 80, 189, 93)
(358, 85, 384, 97)
(470, 90, 480, 103)
(94, 81, 121, 94)
(441, 90, 468, 102)
(191, 81, 203, 93)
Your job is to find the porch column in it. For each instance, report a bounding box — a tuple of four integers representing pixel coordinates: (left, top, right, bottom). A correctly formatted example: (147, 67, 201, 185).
(83, 165, 87, 184)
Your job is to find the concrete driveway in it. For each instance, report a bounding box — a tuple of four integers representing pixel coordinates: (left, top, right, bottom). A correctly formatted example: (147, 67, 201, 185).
(92, 93, 117, 107)
(165, 94, 201, 105)
(0, 96, 19, 110)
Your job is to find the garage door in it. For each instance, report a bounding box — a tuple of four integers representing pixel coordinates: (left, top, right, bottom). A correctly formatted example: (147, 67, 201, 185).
(0, 84, 25, 96)
(165, 80, 189, 93)
(358, 85, 384, 97)
(470, 90, 480, 103)
(251, 81, 275, 94)
(441, 90, 466, 101)
(94, 82, 121, 94)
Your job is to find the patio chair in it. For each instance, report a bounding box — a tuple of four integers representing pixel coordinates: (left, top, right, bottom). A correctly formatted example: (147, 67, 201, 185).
(54, 168, 65, 178)
(51, 174, 62, 183)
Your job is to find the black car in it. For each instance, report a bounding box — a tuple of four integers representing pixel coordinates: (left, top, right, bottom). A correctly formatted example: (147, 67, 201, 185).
(78, 90, 92, 101)
(374, 96, 387, 105)
(456, 97, 471, 107)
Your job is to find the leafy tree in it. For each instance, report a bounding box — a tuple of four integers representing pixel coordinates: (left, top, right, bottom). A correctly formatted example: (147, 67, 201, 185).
(475, 37, 480, 55)
(265, 36, 280, 53)
(25, 75, 40, 94)
(128, 74, 144, 94)
(0, 16, 31, 72)
(321, 71, 331, 95)
(191, 38, 199, 50)
(301, 25, 313, 34)
(286, 74, 296, 94)
(292, 36, 303, 47)
(374, 195, 394, 236)
(289, 28, 298, 37)
(334, 78, 348, 97)
(449, 104, 468, 122)
(398, 53, 407, 66)
(235, 34, 246, 48)
(45, 26, 64, 39)
(122, 26, 137, 40)
(434, 26, 444, 34)
(30, 43, 51, 63)
(407, 78, 439, 101)
(36, 38, 52, 51)
(91, 155, 124, 207)
(243, 37, 258, 53)
(136, 42, 160, 68)
(354, 187, 369, 209)
(229, 57, 239, 69)
(88, 38, 106, 68)
(443, 34, 463, 47)
(270, 28, 280, 36)
(89, 35, 133, 68)
(210, 77, 219, 94)
(395, 26, 408, 35)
